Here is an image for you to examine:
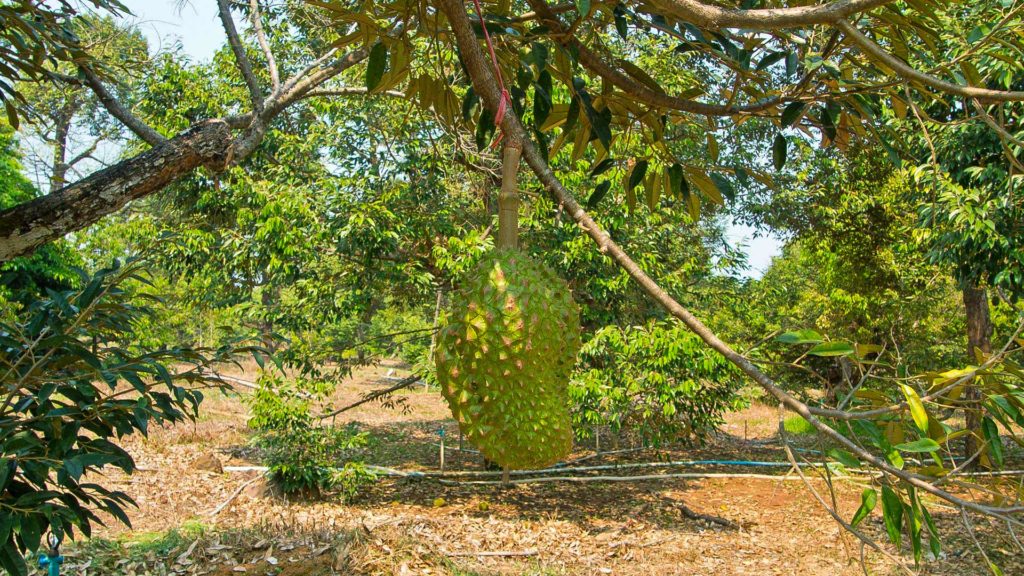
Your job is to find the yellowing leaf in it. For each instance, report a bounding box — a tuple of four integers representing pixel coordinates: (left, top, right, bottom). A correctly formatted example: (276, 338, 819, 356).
(901, 384, 929, 433)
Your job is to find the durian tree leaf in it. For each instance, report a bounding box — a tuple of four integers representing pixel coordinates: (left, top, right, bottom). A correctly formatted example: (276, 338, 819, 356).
(365, 41, 388, 91)
(807, 341, 855, 357)
(851, 488, 877, 528)
(667, 162, 684, 199)
(772, 133, 787, 171)
(881, 485, 904, 548)
(780, 101, 806, 127)
(900, 384, 929, 433)
(776, 329, 824, 345)
(588, 180, 611, 208)
(893, 438, 941, 453)
(709, 173, 734, 203)
(628, 159, 648, 193)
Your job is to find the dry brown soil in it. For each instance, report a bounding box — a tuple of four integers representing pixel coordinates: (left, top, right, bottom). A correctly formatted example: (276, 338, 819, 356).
(62, 363, 1023, 576)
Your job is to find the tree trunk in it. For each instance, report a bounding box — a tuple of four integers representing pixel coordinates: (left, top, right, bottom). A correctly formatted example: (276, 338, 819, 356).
(962, 285, 993, 465)
(0, 119, 232, 263)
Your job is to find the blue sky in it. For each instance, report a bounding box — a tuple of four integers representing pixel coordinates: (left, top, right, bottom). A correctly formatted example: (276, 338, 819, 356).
(119, 1, 782, 278)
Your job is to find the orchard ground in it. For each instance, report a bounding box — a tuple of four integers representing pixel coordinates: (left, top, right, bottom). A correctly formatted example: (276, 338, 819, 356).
(66, 363, 1023, 576)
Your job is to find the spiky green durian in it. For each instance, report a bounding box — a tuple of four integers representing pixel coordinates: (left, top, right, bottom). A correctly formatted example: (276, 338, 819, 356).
(434, 249, 581, 470)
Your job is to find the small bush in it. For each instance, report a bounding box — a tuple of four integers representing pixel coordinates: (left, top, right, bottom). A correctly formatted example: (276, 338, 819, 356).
(572, 320, 744, 444)
(246, 372, 313, 432)
(254, 425, 376, 499)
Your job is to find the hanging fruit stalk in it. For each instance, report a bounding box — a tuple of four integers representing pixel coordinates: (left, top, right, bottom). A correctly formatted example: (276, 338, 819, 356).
(434, 139, 581, 484)
(497, 141, 521, 250)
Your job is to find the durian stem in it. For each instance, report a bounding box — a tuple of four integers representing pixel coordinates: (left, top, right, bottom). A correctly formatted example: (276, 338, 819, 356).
(497, 140, 522, 250)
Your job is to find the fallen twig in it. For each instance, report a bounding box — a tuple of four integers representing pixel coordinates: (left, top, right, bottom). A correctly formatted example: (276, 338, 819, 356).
(318, 374, 420, 420)
(207, 476, 262, 516)
(677, 502, 737, 528)
(443, 549, 538, 557)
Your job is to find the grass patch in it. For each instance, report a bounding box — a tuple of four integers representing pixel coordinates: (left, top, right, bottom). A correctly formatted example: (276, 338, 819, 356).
(783, 415, 816, 436)
(75, 519, 209, 565)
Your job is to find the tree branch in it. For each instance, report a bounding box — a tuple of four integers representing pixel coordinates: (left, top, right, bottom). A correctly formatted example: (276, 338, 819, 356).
(0, 120, 232, 261)
(304, 87, 405, 100)
(79, 65, 166, 146)
(217, 0, 264, 114)
(837, 19, 1024, 102)
(317, 374, 421, 420)
(1, 36, 368, 263)
(657, 0, 894, 30)
(437, 0, 1024, 524)
(249, 0, 280, 93)
(526, 0, 781, 116)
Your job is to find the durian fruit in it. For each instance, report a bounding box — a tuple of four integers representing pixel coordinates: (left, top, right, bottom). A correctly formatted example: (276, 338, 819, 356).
(434, 249, 581, 470)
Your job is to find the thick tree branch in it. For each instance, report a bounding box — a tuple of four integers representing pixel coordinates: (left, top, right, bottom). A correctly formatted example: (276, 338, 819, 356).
(218, 0, 265, 114)
(437, 0, 1024, 524)
(1, 44, 369, 263)
(0, 120, 232, 261)
(79, 65, 166, 146)
(837, 20, 1024, 102)
(657, 0, 894, 30)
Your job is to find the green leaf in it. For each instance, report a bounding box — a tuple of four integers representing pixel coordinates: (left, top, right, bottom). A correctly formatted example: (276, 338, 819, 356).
(772, 133, 787, 171)
(780, 102, 806, 127)
(564, 96, 580, 134)
(807, 341, 855, 357)
(880, 485, 903, 547)
(588, 181, 611, 209)
(3, 100, 19, 131)
(628, 160, 648, 193)
(900, 384, 929, 433)
(776, 329, 824, 345)
(982, 417, 1004, 467)
(785, 52, 799, 77)
(709, 173, 734, 203)
(921, 504, 941, 559)
(0, 541, 28, 576)
(613, 4, 628, 39)
(64, 456, 85, 481)
(667, 163, 684, 199)
(894, 438, 941, 453)
(365, 41, 388, 91)
(462, 86, 478, 121)
(590, 158, 615, 177)
(756, 51, 787, 71)
(575, 0, 591, 18)
(828, 448, 860, 469)
(850, 488, 876, 527)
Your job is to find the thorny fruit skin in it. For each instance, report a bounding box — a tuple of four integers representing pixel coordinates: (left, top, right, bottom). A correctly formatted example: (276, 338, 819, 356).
(435, 249, 581, 469)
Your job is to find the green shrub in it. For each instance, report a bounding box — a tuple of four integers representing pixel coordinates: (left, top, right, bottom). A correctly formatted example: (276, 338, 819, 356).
(254, 425, 376, 498)
(246, 372, 315, 432)
(571, 320, 744, 444)
(0, 259, 242, 575)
